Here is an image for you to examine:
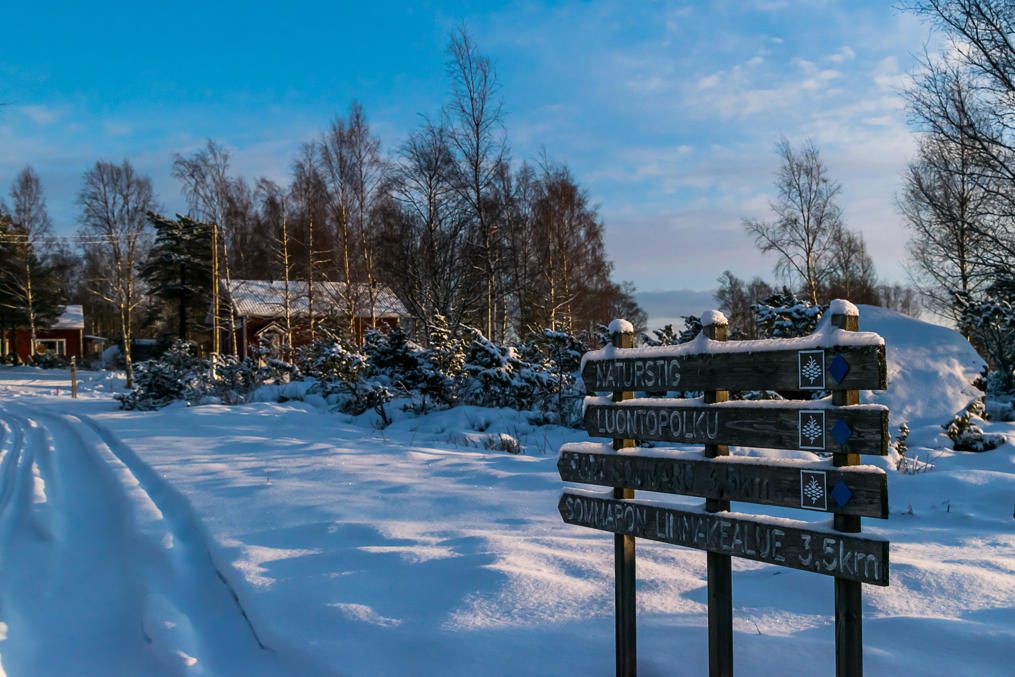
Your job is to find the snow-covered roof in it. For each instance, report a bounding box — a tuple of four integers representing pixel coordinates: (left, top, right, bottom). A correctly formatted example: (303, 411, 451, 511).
(223, 280, 409, 319)
(49, 304, 84, 330)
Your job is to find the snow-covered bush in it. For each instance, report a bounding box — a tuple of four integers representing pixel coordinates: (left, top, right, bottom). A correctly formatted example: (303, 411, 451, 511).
(893, 422, 911, 471)
(301, 333, 391, 419)
(955, 281, 1015, 395)
(462, 328, 550, 409)
(752, 288, 827, 338)
(520, 329, 590, 425)
(32, 352, 69, 369)
(944, 400, 1005, 452)
(363, 329, 426, 392)
(113, 321, 596, 429)
(416, 314, 467, 409)
(206, 352, 300, 405)
(117, 340, 208, 410)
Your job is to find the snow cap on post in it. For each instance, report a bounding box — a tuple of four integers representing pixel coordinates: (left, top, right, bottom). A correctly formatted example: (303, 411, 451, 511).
(700, 309, 728, 327)
(608, 318, 634, 335)
(829, 299, 859, 317)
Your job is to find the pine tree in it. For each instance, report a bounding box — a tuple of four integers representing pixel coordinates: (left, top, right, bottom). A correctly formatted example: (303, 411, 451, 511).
(139, 213, 213, 341)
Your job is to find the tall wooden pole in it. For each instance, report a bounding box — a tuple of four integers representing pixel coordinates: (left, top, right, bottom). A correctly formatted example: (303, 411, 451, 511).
(610, 322, 636, 677)
(831, 306, 862, 677)
(70, 356, 77, 399)
(211, 219, 220, 378)
(703, 313, 733, 677)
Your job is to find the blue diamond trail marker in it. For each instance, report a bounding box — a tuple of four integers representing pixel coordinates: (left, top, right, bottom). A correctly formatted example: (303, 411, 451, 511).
(829, 354, 851, 383)
(832, 418, 853, 445)
(831, 478, 854, 507)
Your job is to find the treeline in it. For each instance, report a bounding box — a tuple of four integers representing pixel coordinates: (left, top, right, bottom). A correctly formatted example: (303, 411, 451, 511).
(0, 27, 644, 377)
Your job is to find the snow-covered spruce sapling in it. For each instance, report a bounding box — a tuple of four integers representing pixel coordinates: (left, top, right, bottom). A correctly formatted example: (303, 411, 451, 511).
(954, 282, 1015, 394)
(893, 422, 914, 472)
(520, 329, 588, 426)
(462, 328, 546, 410)
(116, 340, 208, 410)
(751, 288, 827, 338)
(895, 423, 909, 457)
(300, 332, 390, 420)
(417, 313, 467, 409)
(944, 399, 1004, 452)
(363, 328, 426, 393)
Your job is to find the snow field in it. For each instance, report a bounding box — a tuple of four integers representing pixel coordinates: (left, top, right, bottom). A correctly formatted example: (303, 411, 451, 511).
(0, 305, 1010, 675)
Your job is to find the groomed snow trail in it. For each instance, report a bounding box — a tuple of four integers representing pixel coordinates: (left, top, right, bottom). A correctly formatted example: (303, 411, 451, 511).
(0, 401, 330, 676)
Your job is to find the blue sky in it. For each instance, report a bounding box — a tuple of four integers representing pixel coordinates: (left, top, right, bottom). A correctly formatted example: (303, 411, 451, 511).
(1, 0, 935, 315)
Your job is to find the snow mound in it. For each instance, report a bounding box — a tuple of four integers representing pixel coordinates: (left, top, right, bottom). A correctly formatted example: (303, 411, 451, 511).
(858, 305, 984, 427)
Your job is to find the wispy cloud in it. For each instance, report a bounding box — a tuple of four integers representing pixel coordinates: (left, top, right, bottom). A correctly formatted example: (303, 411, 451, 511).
(18, 105, 63, 125)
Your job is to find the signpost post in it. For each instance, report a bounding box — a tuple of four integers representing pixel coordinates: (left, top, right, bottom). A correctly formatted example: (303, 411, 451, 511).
(609, 321, 637, 677)
(559, 302, 889, 677)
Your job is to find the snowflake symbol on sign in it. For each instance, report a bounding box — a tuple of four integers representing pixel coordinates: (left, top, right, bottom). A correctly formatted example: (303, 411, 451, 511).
(801, 416, 823, 444)
(800, 356, 822, 384)
(803, 477, 824, 505)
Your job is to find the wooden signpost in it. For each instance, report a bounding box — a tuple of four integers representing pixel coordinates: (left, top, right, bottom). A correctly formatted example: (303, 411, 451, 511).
(558, 303, 890, 676)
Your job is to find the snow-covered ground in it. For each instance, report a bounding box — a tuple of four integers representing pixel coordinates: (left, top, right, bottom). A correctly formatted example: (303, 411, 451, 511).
(0, 306, 1012, 675)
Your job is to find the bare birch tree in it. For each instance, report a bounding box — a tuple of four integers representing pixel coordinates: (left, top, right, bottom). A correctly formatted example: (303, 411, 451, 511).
(173, 140, 239, 356)
(381, 119, 474, 335)
(256, 179, 293, 350)
(346, 102, 384, 329)
(899, 128, 994, 322)
(320, 121, 358, 340)
(2, 167, 55, 361)
(446, 25, 506, 339)
(77, 160, 155, 387)
(744, 139, 844, 304)
(291, 143, 330, 342)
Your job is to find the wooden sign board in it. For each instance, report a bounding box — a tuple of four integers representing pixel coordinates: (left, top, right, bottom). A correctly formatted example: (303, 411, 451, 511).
(558, 447, 888, 518)
(581, 344, 886, 393)
(559, 490, 889, 586)
(584, 402, 889, 455)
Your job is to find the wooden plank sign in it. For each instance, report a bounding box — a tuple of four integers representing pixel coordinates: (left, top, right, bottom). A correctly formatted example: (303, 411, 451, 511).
(559, 490, 889, 586)
(558, 445, 888, 518)
(561, 306, 891, 677)
(581, 343, 887, 393)
(584, 401, 889, 455)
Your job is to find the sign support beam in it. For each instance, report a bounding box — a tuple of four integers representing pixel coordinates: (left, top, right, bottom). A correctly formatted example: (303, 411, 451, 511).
(703, 317, 733, 677)
(832, 310, 863, 677)
(611, 325, 637, 677)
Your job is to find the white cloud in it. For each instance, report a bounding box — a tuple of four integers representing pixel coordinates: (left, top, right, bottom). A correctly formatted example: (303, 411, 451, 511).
(828, 46, 856, 63)
(698, 73, 721, 89)
(18, 105, 63, 125)
(105, 121, 133, 136)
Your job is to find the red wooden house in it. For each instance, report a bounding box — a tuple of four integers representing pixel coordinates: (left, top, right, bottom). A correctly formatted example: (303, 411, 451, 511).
(219, 280, 410, 359)
(8, 304, 84, 362)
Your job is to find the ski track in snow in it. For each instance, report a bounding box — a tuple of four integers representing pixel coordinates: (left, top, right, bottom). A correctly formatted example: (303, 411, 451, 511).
(0, 400, 332, 677)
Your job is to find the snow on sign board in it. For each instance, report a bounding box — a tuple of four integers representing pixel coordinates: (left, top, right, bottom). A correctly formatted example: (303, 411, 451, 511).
(580, 339, 886, 393)
(560, 304, 890, 677)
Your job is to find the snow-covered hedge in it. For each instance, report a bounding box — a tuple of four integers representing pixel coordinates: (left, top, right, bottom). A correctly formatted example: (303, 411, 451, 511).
(116, 325, 592, 426)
